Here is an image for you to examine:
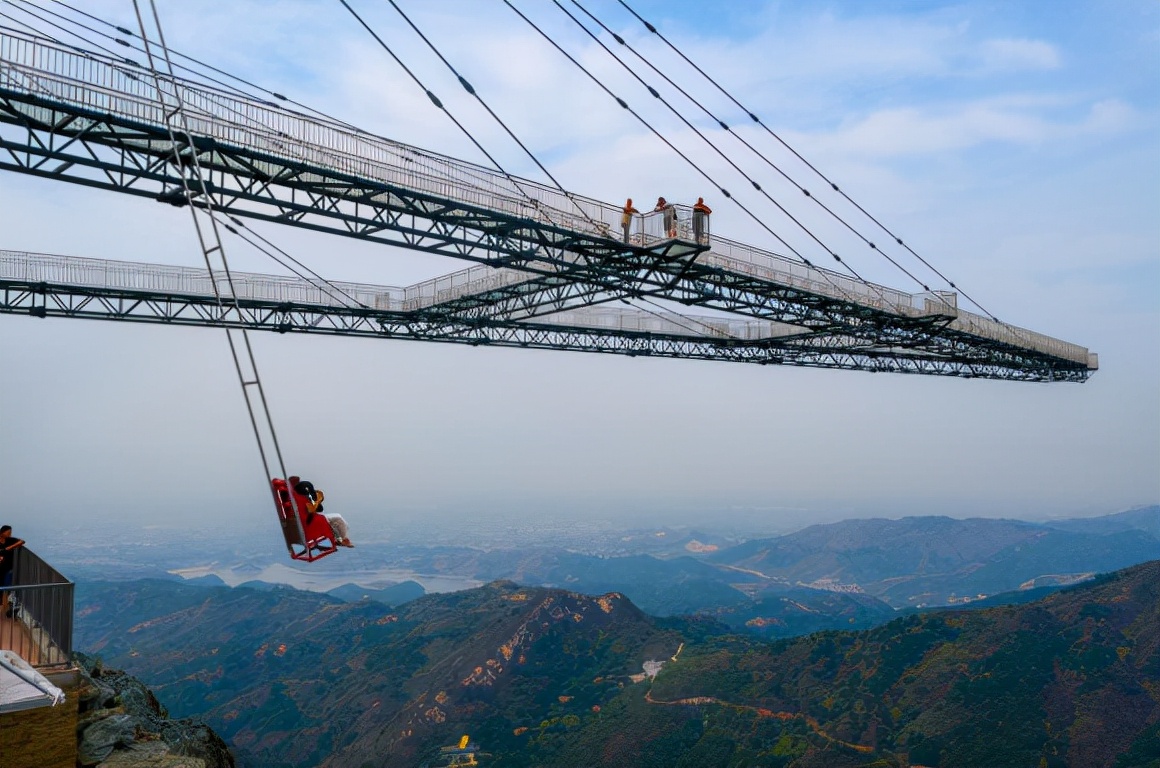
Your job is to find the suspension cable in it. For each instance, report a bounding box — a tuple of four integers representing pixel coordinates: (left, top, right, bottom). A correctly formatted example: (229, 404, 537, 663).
(504, 2, 802, 262)
(616, 0, 1002, 322)
(34, 0, 551, 210)
(550, 0, 891, 304)
(337, 0, 591, 237)
(40, 0, 610, 228)
(6, 4, 382, 316)
(10, 0, 237, 91)
(382, 0, 603, 233)
(0, 12, 58, 42)
(42, 0, 371, 133)
(38, 0, 588, 215)
(569, 0, 931, 294)
(376, 0, 746, 339)
(219, 217, 372, 310)
(3, 1, 130, 60)
(502, 0, 884, 314)
(40, 0, 569, 218)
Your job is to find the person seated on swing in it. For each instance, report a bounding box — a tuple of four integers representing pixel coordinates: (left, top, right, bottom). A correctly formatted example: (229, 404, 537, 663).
(291, 477, 355, 547)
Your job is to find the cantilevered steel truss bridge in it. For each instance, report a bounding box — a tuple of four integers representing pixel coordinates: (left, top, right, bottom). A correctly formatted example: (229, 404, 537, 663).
(0, 29, 1097, 382)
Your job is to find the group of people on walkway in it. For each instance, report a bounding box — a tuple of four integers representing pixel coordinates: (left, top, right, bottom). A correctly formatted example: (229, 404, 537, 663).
(620, 196, 713, 243)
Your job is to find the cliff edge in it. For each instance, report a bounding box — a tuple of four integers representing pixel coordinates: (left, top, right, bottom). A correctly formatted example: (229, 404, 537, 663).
(75, 653, 234, 768)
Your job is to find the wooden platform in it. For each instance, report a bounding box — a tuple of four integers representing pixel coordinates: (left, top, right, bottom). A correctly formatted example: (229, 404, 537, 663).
(0, 610, 61, 667)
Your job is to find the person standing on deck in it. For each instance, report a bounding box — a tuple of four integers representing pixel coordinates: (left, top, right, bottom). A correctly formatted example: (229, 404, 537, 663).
(621, 198, 640, 243)
(0, 525, 26, 618)
(654, 197, 676, 238)
(692, 197, 713, 244)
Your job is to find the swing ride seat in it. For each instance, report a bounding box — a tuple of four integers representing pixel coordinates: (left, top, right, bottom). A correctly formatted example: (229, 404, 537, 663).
(271, 477, 339, 562)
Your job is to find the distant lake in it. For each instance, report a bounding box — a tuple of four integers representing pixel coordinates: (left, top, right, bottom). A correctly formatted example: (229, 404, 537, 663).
(171, 561, 482, 595)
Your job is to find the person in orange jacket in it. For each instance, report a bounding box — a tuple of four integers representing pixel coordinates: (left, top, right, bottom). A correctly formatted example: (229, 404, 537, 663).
(621, 198, 640, 243)
(692, 197, 712, 244)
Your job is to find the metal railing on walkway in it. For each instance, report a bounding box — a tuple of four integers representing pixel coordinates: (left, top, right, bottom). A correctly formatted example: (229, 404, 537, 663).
(0, 547, 73, 668)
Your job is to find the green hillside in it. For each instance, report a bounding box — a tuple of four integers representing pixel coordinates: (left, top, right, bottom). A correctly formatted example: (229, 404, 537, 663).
(612, 560, 1160, 767)
(76, 579, 688, 767)
(75, 561, 1160, 767)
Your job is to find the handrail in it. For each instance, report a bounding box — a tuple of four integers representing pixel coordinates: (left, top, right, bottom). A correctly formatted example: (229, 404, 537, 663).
(0, 249, 1093, 365)
(0, 29, 619, 235)
(0, 546, 73, 668)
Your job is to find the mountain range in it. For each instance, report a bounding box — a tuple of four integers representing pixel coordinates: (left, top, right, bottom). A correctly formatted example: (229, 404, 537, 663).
(365, 507, 1160, 638)
(364, 508, 1160, 613)
(75, 559, 1160, 767)
(704, 509, 1160, 608)
(137, 507, 1160, 646)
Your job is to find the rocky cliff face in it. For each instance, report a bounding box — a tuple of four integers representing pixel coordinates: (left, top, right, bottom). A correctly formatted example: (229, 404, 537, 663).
(75, 653, 234, 768)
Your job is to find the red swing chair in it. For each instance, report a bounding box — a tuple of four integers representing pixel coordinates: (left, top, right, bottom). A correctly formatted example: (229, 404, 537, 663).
(271, 476, 339, 562)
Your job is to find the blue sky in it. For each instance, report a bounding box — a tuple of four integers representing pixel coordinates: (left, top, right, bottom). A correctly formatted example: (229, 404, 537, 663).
(0, 1, 1157, 540)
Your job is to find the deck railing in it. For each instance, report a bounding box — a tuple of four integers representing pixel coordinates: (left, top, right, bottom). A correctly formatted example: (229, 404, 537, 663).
(0, 547, 73, 668)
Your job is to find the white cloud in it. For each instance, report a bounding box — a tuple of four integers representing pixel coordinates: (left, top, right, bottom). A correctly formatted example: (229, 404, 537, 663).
(797, 96, 1140, 159)
(978, 38, 1062, 72)
(1079, 98, 1138, 135)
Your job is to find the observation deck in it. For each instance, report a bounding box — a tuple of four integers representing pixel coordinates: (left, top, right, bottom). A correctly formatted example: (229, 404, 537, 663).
(0, 546, 72, 670)
(0, 546, 78, 768)
(0, 29, 1096, 381)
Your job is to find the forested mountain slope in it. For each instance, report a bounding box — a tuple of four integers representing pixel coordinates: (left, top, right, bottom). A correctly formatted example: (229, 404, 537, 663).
(77, 560, 1159, 767)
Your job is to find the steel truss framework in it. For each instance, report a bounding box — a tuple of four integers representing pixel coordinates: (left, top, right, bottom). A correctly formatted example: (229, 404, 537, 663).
(0, 89, 886, 333)
(0, 254, 1090, 381)
(0, 30, 1095, 382)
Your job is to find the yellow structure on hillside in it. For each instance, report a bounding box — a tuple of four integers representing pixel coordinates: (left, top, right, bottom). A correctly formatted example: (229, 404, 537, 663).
(425, 734, 480, 767)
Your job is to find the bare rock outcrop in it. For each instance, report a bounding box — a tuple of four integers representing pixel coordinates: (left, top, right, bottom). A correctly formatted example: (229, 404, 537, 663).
(74, 653, 234, 768)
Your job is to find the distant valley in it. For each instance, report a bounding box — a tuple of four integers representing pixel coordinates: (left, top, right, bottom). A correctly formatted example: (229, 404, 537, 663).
(57, 506, 1160, 643)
